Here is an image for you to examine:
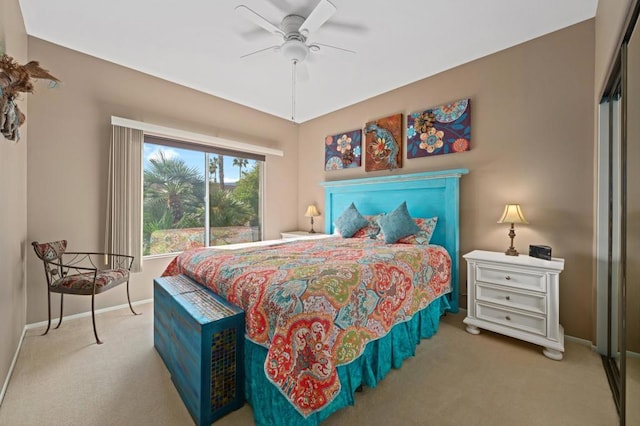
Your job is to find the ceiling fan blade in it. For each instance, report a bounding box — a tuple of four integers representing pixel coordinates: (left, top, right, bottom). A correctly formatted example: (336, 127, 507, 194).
(240, 45, 280, 59)
(266, 0, 294, 13)
(299, 0, 337, 37)
(313, 42, 356, 54)
(235, 5, 285, 37)
(239, 28, 272, 41)
(321, 21, 369, 35)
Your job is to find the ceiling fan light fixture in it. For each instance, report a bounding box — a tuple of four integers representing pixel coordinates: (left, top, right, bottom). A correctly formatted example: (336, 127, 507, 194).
(236, 1, 355, 122)
(280, 39, 309, 63)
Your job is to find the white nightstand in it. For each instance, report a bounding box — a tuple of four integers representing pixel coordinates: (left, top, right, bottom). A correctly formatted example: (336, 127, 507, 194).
(280, 231, 329, 240)
(463, 250, 565, 360)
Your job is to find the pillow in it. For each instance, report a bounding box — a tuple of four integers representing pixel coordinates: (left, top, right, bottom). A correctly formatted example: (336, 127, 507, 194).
(397, 217, 438, 244)
(377, 202, 421, 243)
(351, 214, 383, 238)
(334, 203, 370, 238)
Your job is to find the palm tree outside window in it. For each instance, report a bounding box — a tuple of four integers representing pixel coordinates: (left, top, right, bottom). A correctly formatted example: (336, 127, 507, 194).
(143, 140, 263, 255)
(233, 157, 249, 177)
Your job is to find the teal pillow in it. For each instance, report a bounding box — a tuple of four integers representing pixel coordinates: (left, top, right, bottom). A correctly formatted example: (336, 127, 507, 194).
(377, 202, 421, 243)
(334, 203, 369, 238)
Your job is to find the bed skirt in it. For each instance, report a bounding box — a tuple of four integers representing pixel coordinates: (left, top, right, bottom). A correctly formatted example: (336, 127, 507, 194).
(244, 295, 451, 426)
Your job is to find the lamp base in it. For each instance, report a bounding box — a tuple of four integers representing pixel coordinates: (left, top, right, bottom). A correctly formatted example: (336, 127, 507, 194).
(308, 228, 316, 234)
(505, 247, 519, 256)
(505, 224, 519, 256)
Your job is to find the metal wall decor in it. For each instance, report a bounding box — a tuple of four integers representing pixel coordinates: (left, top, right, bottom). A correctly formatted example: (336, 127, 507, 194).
(0, 54, 59, 142)
(325, 129, 362, 171)
(364, 113, 402, 171)
(407, 98, 471, 158)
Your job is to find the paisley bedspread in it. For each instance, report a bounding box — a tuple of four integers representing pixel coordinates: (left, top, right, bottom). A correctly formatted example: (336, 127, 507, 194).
(162, 236, 451, 417)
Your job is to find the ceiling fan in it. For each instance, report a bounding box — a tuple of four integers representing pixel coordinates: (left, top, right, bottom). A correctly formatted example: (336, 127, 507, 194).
(235, 0, 355, 62)
(235, 0, 356, 120)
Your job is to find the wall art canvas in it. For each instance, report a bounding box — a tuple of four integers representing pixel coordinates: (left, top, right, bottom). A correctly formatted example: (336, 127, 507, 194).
(324, 129, 362, 171)
(364, 113, 402, 172)
(407, 98, 471, 158)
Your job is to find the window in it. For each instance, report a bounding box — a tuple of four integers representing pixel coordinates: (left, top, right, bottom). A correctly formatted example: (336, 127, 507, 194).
(143, 137, 263, 256)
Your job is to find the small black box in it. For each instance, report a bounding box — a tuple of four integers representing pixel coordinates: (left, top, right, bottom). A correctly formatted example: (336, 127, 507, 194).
(529, 245, 552, 260)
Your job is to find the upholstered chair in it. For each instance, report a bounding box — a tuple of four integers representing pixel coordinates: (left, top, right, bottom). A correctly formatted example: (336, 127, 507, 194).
(31, 240, 139, 344)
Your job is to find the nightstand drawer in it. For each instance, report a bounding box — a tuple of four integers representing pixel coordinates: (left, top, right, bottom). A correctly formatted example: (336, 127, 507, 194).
(476, 264, 546, 292)
(464, 250, 564, 359)
(476, 302, 546, 336)
(476, 283, 546, 315)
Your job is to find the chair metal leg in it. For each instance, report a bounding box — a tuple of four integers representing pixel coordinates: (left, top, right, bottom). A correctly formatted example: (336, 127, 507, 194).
(91, 292, 103, 345)
(126, 280, 140, 316)
(55, 294, 64, 329)
(42, 289, 52, 336)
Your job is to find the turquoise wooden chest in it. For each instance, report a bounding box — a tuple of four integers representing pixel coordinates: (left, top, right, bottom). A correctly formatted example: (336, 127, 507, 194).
(154, 274, 245, 425)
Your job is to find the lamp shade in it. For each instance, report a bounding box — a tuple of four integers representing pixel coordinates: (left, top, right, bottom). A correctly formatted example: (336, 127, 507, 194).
(497, 204, 528, 224)
(304, 204, 320, 217)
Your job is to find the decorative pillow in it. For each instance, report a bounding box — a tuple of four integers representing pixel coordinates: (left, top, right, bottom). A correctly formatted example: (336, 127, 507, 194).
(377, 202, 421, 243)
(334, 203, 370, 238)
(351, 214, 383, 238)
(397, 217, 438, 244)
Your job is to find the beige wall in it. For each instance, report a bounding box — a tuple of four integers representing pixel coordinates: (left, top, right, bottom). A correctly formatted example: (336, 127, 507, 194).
(298, 21, 595, 340)
(0, 0, 633, 394)
(17, 10, 626, 344)
(595, 0, 634, 98)
(25, 38, 299, 324)
(0, 0, 28, 396)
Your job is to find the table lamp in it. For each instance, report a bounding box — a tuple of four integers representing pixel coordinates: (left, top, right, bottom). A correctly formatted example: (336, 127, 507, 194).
(304, 204, 320, 233)
(497, 204, 528, 256)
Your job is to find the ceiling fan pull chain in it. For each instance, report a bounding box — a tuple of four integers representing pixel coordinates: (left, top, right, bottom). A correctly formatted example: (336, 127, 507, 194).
(291, 60, 297, 121)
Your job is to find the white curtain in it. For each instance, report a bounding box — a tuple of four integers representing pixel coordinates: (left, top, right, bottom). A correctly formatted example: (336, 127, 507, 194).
(105, 125, 143, 272)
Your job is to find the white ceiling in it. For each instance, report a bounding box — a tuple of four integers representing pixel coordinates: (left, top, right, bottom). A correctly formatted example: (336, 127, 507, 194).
(19, 0, 597, 123)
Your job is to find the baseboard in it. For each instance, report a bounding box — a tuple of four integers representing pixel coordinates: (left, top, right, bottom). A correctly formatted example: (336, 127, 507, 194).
(0, 327, 27, 408)
(25, 298, 153, 330)
(627, 349, 640, 359)
(564, 334, 593, 347)
(454, 309, 596, 350)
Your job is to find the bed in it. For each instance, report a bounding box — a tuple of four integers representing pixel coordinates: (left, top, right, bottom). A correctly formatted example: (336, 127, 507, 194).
(161, 168, 468, 425)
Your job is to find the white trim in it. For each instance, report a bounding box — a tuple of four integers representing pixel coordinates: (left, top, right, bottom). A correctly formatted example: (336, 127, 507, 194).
(460, 308, 595, 350)
(25, 299, 153, 330)
(111, 116, 284, 157)
(565, 334, 593, 347)
(143, 252, 181, 261)
(627, 350, 640, 359)
(0, 327, 27, 408)
(595, 101, 609, 354)
(461, 308, 596, 350)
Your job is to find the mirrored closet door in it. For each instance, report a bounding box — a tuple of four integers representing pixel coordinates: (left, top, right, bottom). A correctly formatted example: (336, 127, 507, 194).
(625, 13, 639, 425)
(599, 3, 640, 425)
(601, 72, 624, 422)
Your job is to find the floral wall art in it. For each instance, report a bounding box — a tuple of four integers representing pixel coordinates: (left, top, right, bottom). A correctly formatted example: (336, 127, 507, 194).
(364, 113, 402, 172)
(325, 129, 362, 171)
(406, 98, 471, 158)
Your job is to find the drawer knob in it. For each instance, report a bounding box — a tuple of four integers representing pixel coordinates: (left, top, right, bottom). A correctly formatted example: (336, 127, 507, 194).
(505, 316, 511, 321)
(505, 295, 511, 301)
(505, 275, 511, 280)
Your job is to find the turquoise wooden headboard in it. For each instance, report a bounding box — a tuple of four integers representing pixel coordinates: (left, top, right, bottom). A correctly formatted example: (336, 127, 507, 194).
(320, 168, 469, 312)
